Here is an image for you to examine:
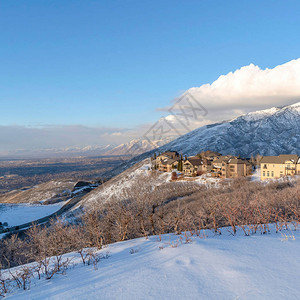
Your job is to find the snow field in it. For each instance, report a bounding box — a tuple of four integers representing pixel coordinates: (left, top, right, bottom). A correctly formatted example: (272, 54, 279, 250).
(0, 202, 66, 227)
(4, 225, 300, 300)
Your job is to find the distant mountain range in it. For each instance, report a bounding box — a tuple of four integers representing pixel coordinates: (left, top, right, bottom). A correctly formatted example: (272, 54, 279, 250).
(105, 101, 300, 177)
(0, 138, 173, 159)
(103, 138, 173, 156)
(3, 102, 300, 161)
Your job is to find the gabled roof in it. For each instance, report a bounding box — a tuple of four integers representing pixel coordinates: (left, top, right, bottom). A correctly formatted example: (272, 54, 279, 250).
(184, 157, 203, 166)
(226, 158, 251, 165)
(158, 151, 179, 160)
(213, 156, 235, 164)
(162, 151, 179, 156)
(260, 154, 299, 164)
(160, 158, 178, 166)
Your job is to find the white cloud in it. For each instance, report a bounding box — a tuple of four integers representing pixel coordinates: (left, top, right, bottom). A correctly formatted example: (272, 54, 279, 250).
(148, 58, 300, 139)
(187, 58, 300, 113)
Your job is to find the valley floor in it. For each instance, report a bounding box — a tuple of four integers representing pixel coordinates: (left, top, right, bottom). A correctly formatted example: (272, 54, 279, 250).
(5, 226, 300, 300)
(0, 202, 66, 227)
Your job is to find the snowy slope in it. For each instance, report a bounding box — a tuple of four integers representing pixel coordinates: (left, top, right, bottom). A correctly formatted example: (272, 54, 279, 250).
(105, 101, 300, 178)
(77, 159, 170, 208)
(5, 226, 300, 300)
(76, 158, 219, 210)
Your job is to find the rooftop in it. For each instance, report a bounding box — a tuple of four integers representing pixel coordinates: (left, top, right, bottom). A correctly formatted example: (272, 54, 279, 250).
(260, 154, 299, 164)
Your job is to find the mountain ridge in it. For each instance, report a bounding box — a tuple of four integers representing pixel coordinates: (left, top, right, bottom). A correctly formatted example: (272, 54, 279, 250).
(103, 138, 174, 156)
(104, 101, 300, 178)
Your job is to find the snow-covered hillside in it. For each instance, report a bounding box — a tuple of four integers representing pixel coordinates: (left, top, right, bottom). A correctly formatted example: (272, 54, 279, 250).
(5, 226, 300, 300)
(75, 159, 219, 210)
(105, 101, 300, 178)
(76, 159, 169, 208)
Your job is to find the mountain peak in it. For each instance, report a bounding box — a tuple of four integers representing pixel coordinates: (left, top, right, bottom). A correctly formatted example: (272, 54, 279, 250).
(289, 101, 300, 109)
(103, 137, 174, 156)
(104, 102, 300, 177)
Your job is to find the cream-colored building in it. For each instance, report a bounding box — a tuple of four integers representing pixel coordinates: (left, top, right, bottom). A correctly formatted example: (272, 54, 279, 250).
(153, 151, 179, 171)
(183, 157, 203, 176)
(182, 157, 212, 176)
(157, 158, 178, 172)
(156, 151, 179, 162)
(260, 154, 300, 180)
(211, 155, 235, 177)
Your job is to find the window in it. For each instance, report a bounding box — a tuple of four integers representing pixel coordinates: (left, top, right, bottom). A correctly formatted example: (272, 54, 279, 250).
(263, 171, 265, 176)
(271, 171, 274, 177)
(267, 171, 270, 177)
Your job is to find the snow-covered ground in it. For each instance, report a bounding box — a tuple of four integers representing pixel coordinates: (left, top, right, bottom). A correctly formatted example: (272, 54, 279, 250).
(250, 168, 261, 181)
(4, 226, 300, 299)
(79, 159, 170, 208)
(0, 202, 66, 227)
(79, 159, 221, 210)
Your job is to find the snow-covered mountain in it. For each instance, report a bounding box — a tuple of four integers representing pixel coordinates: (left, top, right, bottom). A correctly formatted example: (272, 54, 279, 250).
(103, 138, 174, 156)
(158, 101, 300, 157)
(105, 101, 300, 177)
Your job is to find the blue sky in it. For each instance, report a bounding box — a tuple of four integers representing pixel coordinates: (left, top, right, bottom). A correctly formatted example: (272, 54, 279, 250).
(1, 1, 300, 152)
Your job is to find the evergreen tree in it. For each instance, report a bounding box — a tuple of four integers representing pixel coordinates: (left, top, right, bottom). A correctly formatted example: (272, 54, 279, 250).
(178, 154, 183, 171)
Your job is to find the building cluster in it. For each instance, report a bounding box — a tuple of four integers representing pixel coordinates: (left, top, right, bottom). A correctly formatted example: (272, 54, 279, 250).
(152, 150, 252, 179)
(260, 154, 300, 180)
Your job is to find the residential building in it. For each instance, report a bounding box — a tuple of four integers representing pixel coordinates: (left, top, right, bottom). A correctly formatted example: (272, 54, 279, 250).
(183, 156, 204, 176)
(154, 151, 180, 171)
(221, 158, 252, 178)
(211, 155, 235, 177)
(156, 151, 179, 162)
(157, 158, 178, 172)
(197, 150, 221, 161)
(260, 154, 300, 180)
